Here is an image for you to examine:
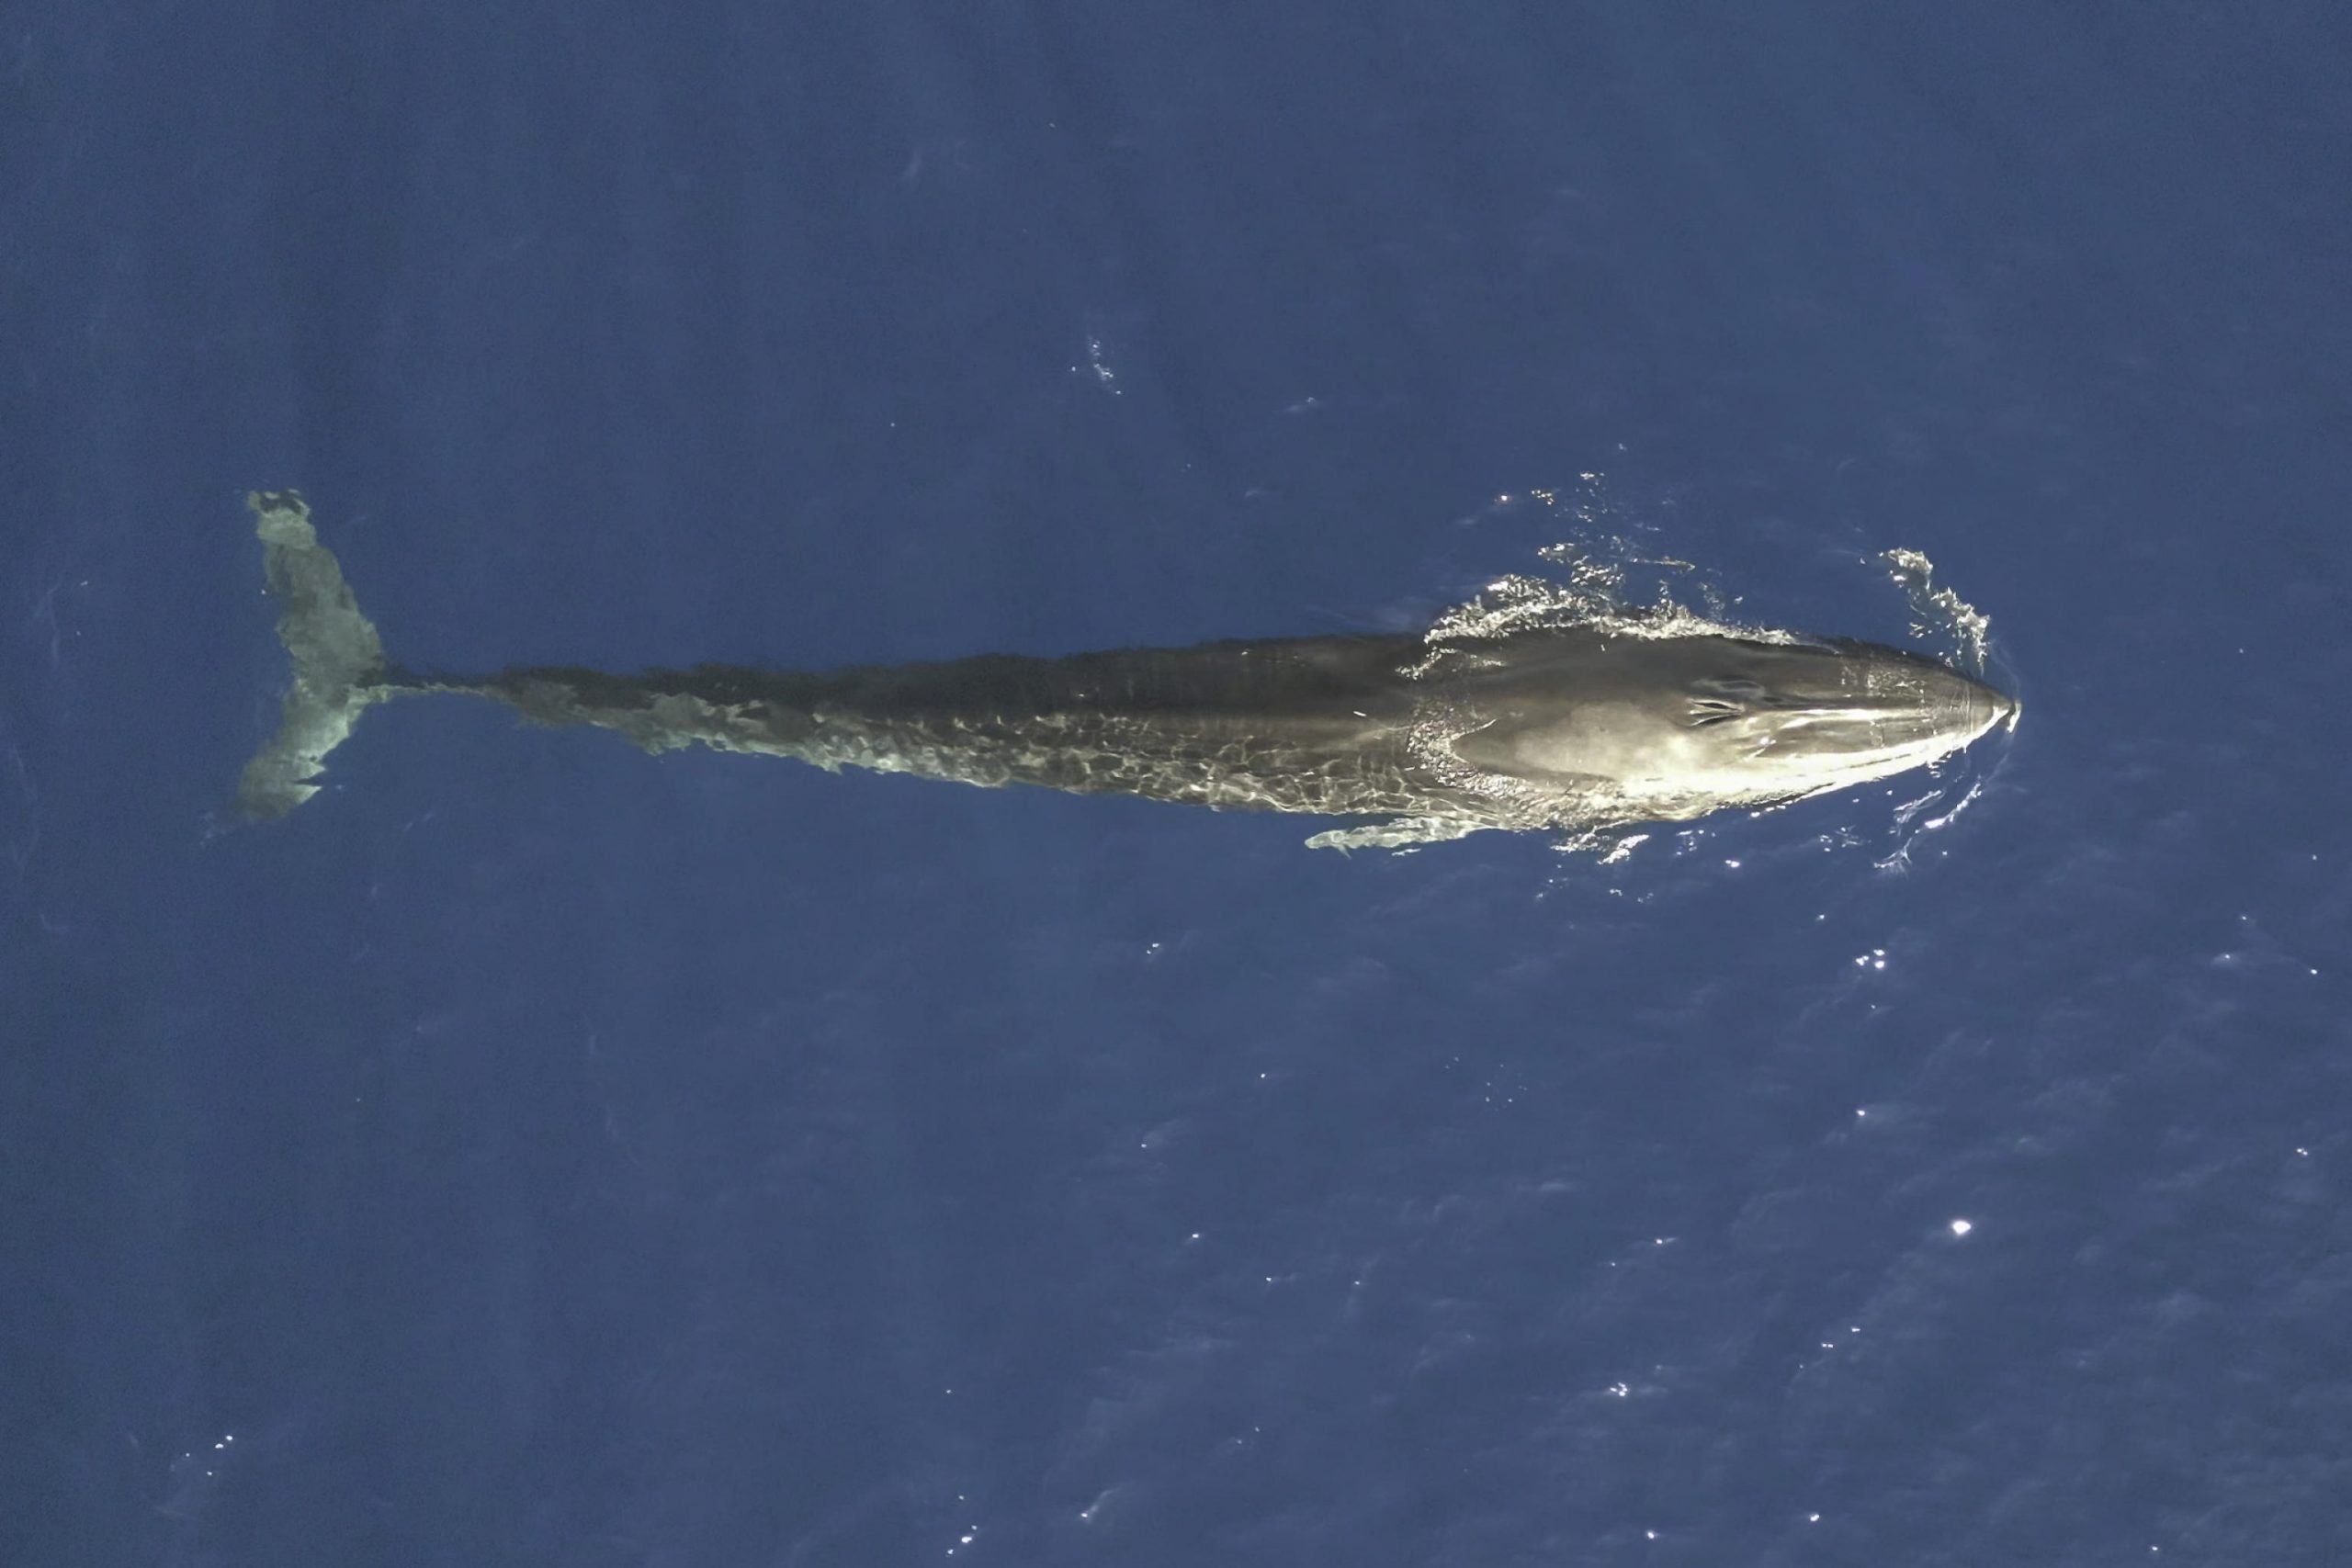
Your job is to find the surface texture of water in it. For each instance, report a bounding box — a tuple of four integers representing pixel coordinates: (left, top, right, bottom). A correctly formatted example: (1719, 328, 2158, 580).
(6, 5, 2347, 1564)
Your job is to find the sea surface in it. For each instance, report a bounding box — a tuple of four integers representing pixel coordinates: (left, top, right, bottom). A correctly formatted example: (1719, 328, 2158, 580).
(6, 5, 2348, 1565)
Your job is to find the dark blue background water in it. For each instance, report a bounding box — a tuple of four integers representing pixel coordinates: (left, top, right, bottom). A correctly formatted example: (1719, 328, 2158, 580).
(7, 5, 2348, 1564)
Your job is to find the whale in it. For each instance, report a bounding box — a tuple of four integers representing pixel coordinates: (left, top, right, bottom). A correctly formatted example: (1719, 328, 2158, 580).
(236, 491, 2016, 849)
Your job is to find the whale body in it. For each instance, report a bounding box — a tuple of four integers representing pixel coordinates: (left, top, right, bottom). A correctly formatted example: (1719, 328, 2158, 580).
(237, 492, 2014, 849)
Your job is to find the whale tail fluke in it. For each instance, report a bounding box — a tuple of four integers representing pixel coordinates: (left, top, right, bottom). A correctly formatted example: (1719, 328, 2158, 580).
(238, 490, 394, 819)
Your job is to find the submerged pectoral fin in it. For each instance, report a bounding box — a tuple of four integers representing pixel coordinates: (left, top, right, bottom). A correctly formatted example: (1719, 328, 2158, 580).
(1304, 815, 1496, 852)
(238, 491, 393, 818)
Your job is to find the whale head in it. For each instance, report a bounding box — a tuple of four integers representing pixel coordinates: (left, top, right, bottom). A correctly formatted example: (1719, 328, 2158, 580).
(1677, 636, 2015, 799)
(1453, 632, 2016, 819)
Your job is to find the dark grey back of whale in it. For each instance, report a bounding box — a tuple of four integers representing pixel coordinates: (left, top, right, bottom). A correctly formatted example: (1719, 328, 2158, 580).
(477, 632, 1430, 728)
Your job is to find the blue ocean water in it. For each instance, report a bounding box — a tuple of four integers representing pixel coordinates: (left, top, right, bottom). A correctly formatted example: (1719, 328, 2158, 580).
(6, 5, 2348, 1565)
